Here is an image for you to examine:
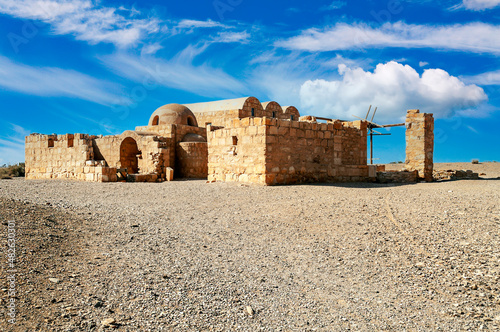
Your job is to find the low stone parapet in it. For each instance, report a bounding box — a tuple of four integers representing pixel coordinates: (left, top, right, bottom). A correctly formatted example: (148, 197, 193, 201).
(433, 170, 479, 181)
(376, 170, 418, 183)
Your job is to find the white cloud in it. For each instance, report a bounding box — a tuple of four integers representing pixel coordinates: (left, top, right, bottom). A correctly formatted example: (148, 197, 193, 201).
(276, 21, 500, 54)
(419, 61, 429, 67)
(0, 124, 30, 165)
(141, 43, 163, 55)
(176, 19, 226, 30)
(248, 52, 371, 108)
(322, 1, 347, 10)
(101, 47, 248, 98)
(467, 125, 479, 133)
(457, 0, 500, 10)
(299, 61, 488, 122)
(0, 0, 159, 47)
(0, 143, 25, 165)
(0, 55, 126, 105)
(464, 69, 500, 85)
(213, 31, 250, 43)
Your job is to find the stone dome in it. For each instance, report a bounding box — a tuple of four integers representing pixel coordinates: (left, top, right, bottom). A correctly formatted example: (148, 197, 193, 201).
(149, 104, 198, 127)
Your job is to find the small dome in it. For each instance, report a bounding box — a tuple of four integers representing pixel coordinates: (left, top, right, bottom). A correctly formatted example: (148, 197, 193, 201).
(181, 133, 206, 143)
(149, 104, 198, 127)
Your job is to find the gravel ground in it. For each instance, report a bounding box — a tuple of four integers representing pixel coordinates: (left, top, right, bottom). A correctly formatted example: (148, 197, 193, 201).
(385, 162, 500, 179)
(0, 162, 499, 331)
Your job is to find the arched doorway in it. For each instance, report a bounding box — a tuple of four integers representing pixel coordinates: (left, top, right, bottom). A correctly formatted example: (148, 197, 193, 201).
(120, 137, 140, 174)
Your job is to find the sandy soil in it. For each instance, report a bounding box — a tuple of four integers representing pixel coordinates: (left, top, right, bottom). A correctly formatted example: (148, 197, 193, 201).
(0, 162, 499, 331)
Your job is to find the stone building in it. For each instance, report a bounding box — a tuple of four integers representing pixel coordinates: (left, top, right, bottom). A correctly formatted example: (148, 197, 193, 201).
(25, 97, 434, 185)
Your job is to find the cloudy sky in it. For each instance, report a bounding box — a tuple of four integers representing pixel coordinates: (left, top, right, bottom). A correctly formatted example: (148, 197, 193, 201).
(0, 0, 499, 164)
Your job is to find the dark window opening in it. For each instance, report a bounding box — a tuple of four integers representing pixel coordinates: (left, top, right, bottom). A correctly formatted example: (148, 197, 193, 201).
(251, 108, 255, 117)
(187, 116, 196, 126)
(290, 115, 294, 121)
(120, 137, 140, 174)
(48, 138, 54, 148)
(152, 115, 159, 126)
(232, 136, 238, 145)
(67, 138, 74, 147)
(272, 111, 276, 118)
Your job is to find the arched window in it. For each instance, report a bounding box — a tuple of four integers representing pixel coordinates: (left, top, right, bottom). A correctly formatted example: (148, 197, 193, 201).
(272, 111, 276, 118)
(152, 115, 159, 126)
(187, 116, 196, 126)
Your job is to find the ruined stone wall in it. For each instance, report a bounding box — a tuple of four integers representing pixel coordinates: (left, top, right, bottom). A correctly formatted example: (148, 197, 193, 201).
(82, 161, 118, 182)
(176, 142, 208, 178)
(25, 134, 94, 180)
(174, 125, 207, 144)
(405, 109, 434, 182)
(207, 118, 267, 185)
(93, 133, 171, 177)
(26, 131, 172, 182)
(207, 117, 368, 185)
(264, 119, 368, 185)
(134, 123, 206, 171)
(341, 121, 369, 165)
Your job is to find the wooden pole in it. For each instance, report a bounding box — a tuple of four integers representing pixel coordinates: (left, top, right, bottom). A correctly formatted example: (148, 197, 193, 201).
(370, 107, 378, 122)
(370, 129, 373, 165)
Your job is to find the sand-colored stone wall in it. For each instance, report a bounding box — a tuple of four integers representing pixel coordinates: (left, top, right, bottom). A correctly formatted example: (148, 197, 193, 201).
(207, 118, 267, 185)
(25, 134, 94, 180)
(26, 132, 172, 182)
(176, 142, 208, 178)
(192, 110, 240, 127)
(341, 121, 369, 165)
(265, 119, 368, 185)
(207, 117, 368, 185)
(93, 132, 171, 176)
(134, 124, 206, 171)
(405, 109, 434, 182)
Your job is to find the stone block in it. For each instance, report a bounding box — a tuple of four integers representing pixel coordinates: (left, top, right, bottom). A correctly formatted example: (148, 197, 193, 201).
(166, 167, 174, 181)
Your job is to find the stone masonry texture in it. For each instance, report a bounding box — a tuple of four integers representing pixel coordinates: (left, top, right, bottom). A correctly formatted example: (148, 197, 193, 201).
(25, 97, 433, 185)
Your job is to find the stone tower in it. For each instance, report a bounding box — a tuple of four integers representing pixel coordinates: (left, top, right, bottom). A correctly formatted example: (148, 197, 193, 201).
(405, 109, 434, 182)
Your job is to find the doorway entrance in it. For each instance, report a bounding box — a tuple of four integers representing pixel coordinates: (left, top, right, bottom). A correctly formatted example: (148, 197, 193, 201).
(120, 137, 140, 174)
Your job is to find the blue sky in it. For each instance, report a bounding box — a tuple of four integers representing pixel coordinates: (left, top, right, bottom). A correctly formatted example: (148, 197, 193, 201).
(0, 0, 499, 164)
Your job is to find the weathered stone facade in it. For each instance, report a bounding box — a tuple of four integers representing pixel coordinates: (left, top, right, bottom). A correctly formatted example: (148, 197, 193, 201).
(405, 109, 434, 182)
(206, 116, 369, 185)
(25, 96, 434, 185)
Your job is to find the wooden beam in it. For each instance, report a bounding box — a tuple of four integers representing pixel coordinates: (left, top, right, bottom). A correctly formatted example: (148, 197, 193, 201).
(380, 123, 405, 128)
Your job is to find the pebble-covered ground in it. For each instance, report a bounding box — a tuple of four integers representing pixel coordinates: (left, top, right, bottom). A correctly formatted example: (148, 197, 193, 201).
(0, 162, 499, 331)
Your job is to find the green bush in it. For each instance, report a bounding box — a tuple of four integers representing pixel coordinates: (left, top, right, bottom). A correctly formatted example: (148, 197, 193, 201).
(0, 163, 25, 178)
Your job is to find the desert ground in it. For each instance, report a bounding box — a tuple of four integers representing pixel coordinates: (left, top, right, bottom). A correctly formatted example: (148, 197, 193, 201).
(0, 162, 499, 331)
